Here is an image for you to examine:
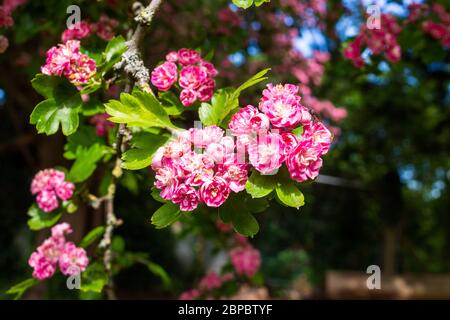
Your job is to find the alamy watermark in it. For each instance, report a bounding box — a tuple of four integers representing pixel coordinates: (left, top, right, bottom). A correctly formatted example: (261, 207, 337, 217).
(366, 5, 381, 30)
(66, 5, 81, 30)
(66, 266, 81, 290)
(366, 265, 381, 289)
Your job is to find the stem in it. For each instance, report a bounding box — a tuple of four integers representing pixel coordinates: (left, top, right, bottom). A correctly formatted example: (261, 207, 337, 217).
(98, 0, 165, 300)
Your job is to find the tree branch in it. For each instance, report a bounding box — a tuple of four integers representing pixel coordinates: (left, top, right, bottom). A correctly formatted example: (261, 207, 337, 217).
(115, 1, 164, 93)
(98, 0, 165, 300)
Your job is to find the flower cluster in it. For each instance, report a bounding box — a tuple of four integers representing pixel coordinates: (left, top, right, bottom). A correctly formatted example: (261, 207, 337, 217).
(179, 225, 262, 300)
(61, 15, 119, 43)
(0, 0, 26, 28)
(229, 83, 332, 182)
(421, 4, 450, 47)
(41, 40, 96, 85)
(179, 272, 234, 300)
(28, 223, 88, 280)
(0, 35, 8, 54)
(344, 13, 401, 67)
(230, 244, 261, 278)
(152, 83, 332, 211)
(151, 125, 248, 211)
(151, 48, 218, 106)
(31, 169, 75, 212)
(89, 113, 115, 136)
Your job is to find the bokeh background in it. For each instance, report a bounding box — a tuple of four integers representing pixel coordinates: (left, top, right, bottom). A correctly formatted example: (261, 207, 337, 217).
(0, 0, 449, 299)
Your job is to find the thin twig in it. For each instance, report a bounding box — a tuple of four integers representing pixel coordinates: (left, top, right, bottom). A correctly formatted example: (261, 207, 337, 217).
(98, 0, 165, 300)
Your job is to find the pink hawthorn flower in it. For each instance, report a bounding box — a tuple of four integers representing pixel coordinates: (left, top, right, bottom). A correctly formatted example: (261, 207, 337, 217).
(151, 49, 217, 105)
(200, 60, 219, 77)
(31, 169, 75, 212)
(343, 36, 364, 68)
(55, 181, 75, 201)
(36, 189, 59, 213)
(259, 84, 311, 128)
(151, 61, 178, 91)
(28, 252, 57, 280)
(28, 237, 62, 280)
(422, 21, 447, 39)
(343, 14, 402, 67)
(41, 40, 96, 85)
(197, 78, 215, 102)
(205, 142, 227, 163)
(179, 289, 200, 300)
(51, 222, 72, 240)
(93, 15, 119, 41)
(61, 21, 92, 43)
(28, 223, 88, 280)
(180, 88, 197, 106)
(0, 0, 26, 28)
(163, 136, 192, 160)
(199, 272, 223, 290)
(286, 139, 323, 182)
(189, 126, 224, 148)
(280, 132, 298, 158)
(171, 184, 199, 212)
(199, 176, 230, 207)
(66, 53, 97, 85)
(154, 165, 180, 200)
(248, 132, 285, 174)
(58, 242, 89, 276)
(166, 51, 178, 62)
(228, 105, 270, 136)
(216, 163, 249, 193)
(407, 3, 428, 23)
(177, 48, 201, 65)
(181, 152, 215, 187)
(229, 245, 261, 278)
(216, 220, 234, 233)
(301, 121, 332, 156)
(228, 105, 258, 135)
(89, 113, 115, 136)
(179, 65, 207, 90)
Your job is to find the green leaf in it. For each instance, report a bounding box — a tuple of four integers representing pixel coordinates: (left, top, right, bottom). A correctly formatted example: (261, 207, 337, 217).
(101, 35, 127, 74)
(30, 98, 81, 136)
(232, 0, 253, 9)
(292, 126, 304, 138)
(79, 80, 102, 95)
(247, 197, 270, 213)
(233, 68, 270, 97)
(31, 74, 63, 99)
(79, 226, 105, 248)
(68, 144, 110, 183)
(122, 132, 169, 170)
(64, 125, 104, 160)
(151, 187, 167, 203)
(218, 193, 262, 237)
(112, 236, 126, 253)
(199, 88, 234, 126)
(6, 278, 39, 300)
(105, 91, 175, 128)
(158, 91, 185, 116)
(30, 75, 82, 136)
(80, 263, 108, 293)
(145, 261, 171, 288)
(151, 202, 181, 229)
(254, 0, 270, 6)
(199, 69, 269, 127)
(233, 210, 259, 236)
(27, 205, 62, 231)
(275, 182, 305, 209)
(245, 170, 276, 198)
